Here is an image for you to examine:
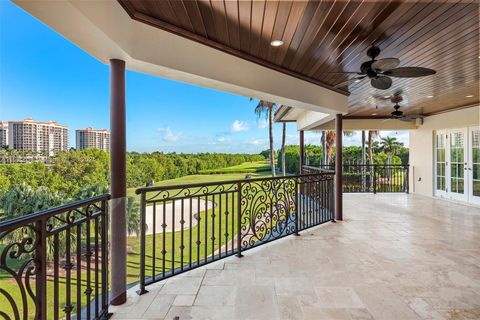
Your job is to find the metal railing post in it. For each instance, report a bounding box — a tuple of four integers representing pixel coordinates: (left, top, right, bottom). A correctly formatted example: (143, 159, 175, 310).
(405, 165, 410, 194)
(236, 182, 243, 258)
(373, 165, 377, 194)
(295, 178, 300, 235)
(100, 199, 112, 319)
(137, 192, 148, 295)
(35, 218, 47, 320)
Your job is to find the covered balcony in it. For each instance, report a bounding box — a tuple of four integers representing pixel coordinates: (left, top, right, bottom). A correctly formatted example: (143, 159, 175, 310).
(1, 1, 479, 319)
(110, 193, 480, 320)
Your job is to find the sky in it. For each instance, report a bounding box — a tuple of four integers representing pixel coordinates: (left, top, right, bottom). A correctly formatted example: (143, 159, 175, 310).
(0, 2, 408, 153)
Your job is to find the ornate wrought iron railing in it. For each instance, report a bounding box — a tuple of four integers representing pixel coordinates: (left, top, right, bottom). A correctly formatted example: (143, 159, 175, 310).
(0, 195, 111, 320)
(135, 172, 334, 292)
(303, 162, 409, 193)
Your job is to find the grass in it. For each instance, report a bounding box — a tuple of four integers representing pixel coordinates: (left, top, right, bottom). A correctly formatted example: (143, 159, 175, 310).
(198, 161, 271, 174)
(125, 168, 271, 284)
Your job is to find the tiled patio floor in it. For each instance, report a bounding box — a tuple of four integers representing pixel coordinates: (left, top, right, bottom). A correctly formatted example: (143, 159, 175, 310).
(111, 194, 480, 320)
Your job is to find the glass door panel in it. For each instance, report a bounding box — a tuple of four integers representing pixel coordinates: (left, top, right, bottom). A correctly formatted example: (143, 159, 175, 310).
(434, 131, 447, 196)
(469, 127, 480, 203)
(449, 129, 467, 201)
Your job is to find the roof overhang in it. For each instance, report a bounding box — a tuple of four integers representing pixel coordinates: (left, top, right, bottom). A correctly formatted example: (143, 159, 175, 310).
(14, 0, 348, 115)
(313, 118, 418, 131)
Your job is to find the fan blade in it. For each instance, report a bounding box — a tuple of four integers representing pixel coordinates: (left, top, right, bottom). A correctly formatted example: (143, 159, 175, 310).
(382, 118, 392, 123)
(334, 76, 366, 88)
(399, 117, 414, 122)
(371, 76, 392, 90)
(384, 67, 436, 78)
(403, 114, 424, 120)
(323, 72, 364, 74)
(372, 58, 400, 72)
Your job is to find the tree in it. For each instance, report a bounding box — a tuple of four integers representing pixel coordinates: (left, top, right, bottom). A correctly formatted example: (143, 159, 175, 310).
(379, 136, 404, 165)
(367, 131, 380, 165)
(126, 196, 141, 236)
(325, 130, 354, 165)
(252, 99, 278, 177)
(367, 131, 379, 192)
(0, 183, 64, 221)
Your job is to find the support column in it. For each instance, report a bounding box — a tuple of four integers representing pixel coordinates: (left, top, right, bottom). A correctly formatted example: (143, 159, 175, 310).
(299, 130, 304, 174)
(335, 114, 343, 221)
(110, 59, 127, 305)
(361, 130, 366, 192)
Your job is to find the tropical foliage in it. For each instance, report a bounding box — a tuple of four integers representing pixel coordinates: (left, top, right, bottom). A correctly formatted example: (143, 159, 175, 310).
(0, 149, 265, 222)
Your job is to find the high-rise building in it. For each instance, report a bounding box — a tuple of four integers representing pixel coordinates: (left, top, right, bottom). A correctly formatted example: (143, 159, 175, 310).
(0, 122, 8, 148)
(76, 127, 110, 151)
(8, 118, 68, 156)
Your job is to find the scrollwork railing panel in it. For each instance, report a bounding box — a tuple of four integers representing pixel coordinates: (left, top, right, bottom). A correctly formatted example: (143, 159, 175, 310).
(0, 194, 110, 320)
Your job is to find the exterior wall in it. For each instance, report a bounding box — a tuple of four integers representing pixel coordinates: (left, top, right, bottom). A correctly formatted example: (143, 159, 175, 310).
(409, 106, 480, 197)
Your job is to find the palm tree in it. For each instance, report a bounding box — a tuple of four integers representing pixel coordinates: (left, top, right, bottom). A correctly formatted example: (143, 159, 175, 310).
(325, 130, 354, 166)
(252, 99, 278, 177)
(320, 131, 326, 165)
(367, 131, 379, 164)
(380, 136, 404, 165)
(126, 196, 141, 236)
(368, 130, 379, 192)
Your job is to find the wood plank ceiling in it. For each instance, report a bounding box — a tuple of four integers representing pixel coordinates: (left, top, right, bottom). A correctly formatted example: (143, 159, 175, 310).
(119, 0, 479, 118)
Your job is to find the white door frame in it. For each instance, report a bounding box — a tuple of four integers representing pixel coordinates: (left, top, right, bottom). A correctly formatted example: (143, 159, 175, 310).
(434, 130, 448, 198)
(468, 126, 480, 204)
(447, 128, 468, 202)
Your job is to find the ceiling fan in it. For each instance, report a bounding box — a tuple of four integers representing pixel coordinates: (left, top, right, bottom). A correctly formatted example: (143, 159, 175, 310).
(387, 104, 425, 122)
(374, 89, 424, 122)
(331, 44, 436, 90)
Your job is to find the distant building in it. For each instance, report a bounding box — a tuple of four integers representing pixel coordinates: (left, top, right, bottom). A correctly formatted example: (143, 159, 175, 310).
(0, 122, 8, 147)
(76, 127, 110, 151)
(8, 118, 68, 156)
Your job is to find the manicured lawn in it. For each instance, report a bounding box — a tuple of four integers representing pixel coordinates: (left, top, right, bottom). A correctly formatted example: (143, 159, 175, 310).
(125, 169, 271, 284)
(198, 161, 271, 174)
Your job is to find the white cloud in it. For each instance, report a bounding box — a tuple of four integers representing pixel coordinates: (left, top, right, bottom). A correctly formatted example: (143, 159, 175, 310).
(230, 120, 250, 132)
(158, 127, 183, 142)
(249, 138, 265, 146)
(257, 119, 268, 129)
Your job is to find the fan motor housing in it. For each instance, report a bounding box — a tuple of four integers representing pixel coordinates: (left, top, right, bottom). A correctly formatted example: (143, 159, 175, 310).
(360, 61, 377, 78)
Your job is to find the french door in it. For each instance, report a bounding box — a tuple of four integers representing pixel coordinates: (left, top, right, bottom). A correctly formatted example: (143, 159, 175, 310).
(448, 128, 467, 201)
(468, 126, 480, 204)
(434, 131, 448, 197)
(435, 127, 480, 204)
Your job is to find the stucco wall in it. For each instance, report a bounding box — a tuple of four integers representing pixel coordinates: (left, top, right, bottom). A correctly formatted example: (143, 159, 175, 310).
(409, 105, 480, 197)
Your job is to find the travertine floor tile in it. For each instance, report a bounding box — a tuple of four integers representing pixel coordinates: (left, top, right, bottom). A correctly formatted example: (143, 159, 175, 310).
(112, 194, 480, 320)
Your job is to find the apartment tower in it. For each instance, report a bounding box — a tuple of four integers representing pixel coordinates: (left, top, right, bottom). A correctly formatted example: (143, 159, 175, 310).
(8, 118, 68, 156)
(76, 127, 110, 151)
(0, 122, 8, 147)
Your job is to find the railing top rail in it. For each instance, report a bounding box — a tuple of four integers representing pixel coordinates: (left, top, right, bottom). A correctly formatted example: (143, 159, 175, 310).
(135, 172, 334, 194)
(0, 193, 110, 231)
(302, 165, 335, 172)
(313, 164, 409, 167)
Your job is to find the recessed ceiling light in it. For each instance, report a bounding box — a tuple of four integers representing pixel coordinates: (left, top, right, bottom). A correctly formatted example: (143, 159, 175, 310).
(354, 79, 361, 83)
(270, 40, 284, 47)
(372, 113, 377, 116)
(383, 95, 390, 98)
(466, 94, 474, 98)
(426, 95, 434, 98)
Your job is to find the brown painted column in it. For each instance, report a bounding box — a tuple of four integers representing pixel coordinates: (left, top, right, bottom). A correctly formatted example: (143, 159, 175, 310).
(109, 59, 127, 305)
(335, 114, 343, 221)
(299, 130, 304, 174)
